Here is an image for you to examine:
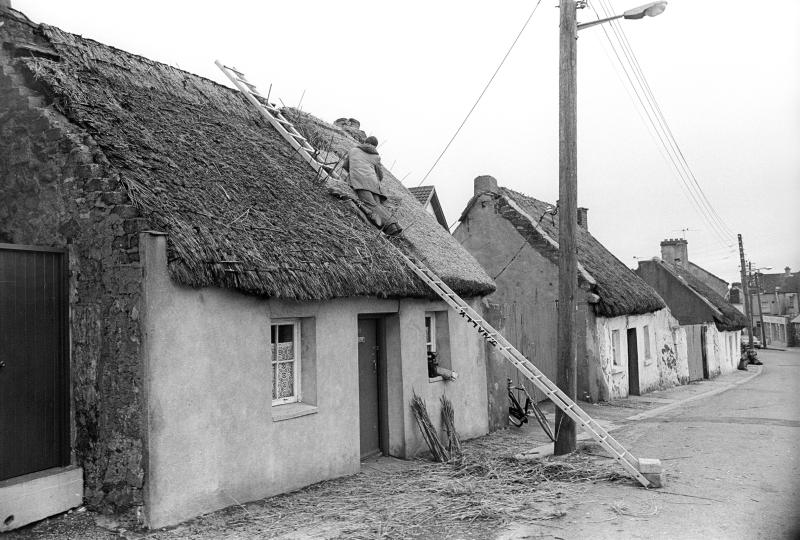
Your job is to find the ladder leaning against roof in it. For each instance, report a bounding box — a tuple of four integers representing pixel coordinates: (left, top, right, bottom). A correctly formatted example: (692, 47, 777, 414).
(215, 61, 661, 489)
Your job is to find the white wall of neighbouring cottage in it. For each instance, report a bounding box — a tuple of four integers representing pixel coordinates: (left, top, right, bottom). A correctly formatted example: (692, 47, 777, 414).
(593, 309, 689, 400)
(138, 233, 488, 529)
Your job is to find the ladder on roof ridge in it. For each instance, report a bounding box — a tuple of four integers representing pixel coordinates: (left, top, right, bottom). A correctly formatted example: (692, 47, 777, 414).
(216, 61, 340, 182)
(215, 61, 655, 489)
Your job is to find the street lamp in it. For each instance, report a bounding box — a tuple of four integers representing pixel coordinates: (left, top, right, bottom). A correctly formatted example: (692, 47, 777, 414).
(555, 1, 667, 456)
(577, 2, 668, 30)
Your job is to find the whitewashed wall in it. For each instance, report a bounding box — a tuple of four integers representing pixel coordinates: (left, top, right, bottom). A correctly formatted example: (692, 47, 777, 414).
(592, 308, 689, 399)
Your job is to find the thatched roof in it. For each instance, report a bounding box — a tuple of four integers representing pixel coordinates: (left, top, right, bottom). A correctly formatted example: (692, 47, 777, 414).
(660, 261, 748, 331)
(2, 15, 493, 300)
(461, 186, 666, 318)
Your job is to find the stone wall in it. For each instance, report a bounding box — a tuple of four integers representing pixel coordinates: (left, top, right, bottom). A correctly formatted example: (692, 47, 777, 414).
(0, 43, 146, 514)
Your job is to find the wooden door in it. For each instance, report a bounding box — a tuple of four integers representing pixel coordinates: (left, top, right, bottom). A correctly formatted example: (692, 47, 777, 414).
(0, 244, 69, 481)
(357, 318, 381, 458)
(700, 325, 709, 379)
(626, 328, 640, 396)
(685, 325, 704, 381)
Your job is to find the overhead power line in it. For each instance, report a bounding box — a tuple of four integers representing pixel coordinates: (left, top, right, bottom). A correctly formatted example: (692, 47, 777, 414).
(590, 0, 735, 248)
(416, 0, 544, 187)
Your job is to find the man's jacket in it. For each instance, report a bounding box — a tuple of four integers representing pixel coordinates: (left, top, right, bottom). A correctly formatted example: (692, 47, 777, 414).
(344, 144, 385, 200)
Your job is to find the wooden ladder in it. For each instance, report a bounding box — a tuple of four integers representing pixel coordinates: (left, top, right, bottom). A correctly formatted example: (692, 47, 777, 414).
(215, 61, 655, 488)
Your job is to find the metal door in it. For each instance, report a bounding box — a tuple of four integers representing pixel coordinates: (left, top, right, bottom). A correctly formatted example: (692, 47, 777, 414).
(626, 328, 640, 396)
(357, 318, 381, 458)
(0, 244, 69, 481)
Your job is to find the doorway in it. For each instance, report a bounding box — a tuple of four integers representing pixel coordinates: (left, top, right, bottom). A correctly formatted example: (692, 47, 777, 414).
(0, 244, 70, 481)
(357, 317, 388, 459)
(700, 325, 709, 379)
(626, 328, 640, 396)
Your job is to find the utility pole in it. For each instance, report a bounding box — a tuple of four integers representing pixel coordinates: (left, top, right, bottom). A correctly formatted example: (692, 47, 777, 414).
(738, 234, 753, 349)
(555, 0, 578, 455)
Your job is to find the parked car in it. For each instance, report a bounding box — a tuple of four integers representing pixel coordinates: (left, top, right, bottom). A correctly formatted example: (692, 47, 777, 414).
(742, 335, 763, 349)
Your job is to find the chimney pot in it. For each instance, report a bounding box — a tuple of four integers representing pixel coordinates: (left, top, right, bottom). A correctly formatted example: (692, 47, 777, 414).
(474, 175, 498, 196)
(577, 207, 588, 230)
(785, 266, 791, 275)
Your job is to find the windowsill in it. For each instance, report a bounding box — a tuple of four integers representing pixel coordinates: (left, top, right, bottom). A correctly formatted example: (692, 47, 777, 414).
(611, 366, 625, 375)
(272, 402, 318, 422)
(428, 376, 444, 383)
(644, 358, 653, 366)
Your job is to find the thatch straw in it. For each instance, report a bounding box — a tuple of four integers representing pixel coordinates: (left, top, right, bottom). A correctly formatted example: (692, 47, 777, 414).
(440, 395, 462, 460)
(655, 260, 747, 331)
(8, 21, 494, 301)
(411, 392, 449, 462)
(159, 431, 627, 539)
(460, 186, 667, 318)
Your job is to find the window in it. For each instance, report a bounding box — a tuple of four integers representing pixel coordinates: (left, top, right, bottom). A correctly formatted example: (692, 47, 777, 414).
(271, 320, 300, 405)
(611, 329, 621, 366)
(425, 311, 452, 380)
(643, 325, 651, 360)
(425, 313, 436, 353)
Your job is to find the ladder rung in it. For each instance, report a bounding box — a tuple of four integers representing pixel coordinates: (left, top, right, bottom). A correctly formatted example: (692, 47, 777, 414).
(224, 65, 245, 77)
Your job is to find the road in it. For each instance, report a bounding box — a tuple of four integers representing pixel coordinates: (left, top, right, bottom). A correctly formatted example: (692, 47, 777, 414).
(501, 347, 800, 539)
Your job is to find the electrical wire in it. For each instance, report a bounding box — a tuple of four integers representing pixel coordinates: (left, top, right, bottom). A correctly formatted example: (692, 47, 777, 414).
(589, 0, 735, 248)
(415, 0, 544, 188)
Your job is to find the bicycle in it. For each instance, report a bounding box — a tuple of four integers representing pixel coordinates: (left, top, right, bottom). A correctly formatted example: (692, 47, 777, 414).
(507, 378, 556, 442)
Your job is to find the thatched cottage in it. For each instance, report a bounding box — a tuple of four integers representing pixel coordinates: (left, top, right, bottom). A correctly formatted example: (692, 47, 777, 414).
(0, 8, 495, 530)
(454, 176, 689, 427)
(636, 242, 747, 380)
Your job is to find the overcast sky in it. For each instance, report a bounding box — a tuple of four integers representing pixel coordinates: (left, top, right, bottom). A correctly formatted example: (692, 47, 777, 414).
(14, 0, 800, 284)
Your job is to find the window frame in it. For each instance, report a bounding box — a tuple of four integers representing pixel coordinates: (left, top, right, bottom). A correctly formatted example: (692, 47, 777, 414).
(611, 329, 621, 366)
(425, 313, 437, 354)
(643, 325, 652, 360)
(271, 319, 301, 406)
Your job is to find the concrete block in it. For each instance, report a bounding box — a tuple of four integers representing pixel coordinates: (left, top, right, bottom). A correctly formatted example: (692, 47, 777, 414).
(638, 457, 662, 473)
(644, 471, 665, 488)
(0, 466, 83, 532)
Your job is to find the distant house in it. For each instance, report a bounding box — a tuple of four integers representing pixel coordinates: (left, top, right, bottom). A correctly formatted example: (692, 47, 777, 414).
(636, 241, 748, 380)
(0, 9, 495, 530)
(660, 239, 730, 298)
(409, 185, 449, 229)
(749, 267, 799, 348)
(454, 176, 689, 428)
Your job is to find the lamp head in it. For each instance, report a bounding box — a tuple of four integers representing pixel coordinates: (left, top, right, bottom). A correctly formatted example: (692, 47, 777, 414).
(623, 1, 668, 20)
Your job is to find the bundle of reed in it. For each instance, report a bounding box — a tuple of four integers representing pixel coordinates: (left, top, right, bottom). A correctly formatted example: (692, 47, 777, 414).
(410, 392, 449, 462)
(440, 395, 462, 460)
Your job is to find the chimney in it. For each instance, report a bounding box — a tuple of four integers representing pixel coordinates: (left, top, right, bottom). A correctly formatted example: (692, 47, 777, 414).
(785, 266, 792, 276)
(474, 175, 498, 196)
(577, 207, 588, 230)
(0, 0, 11, 9)
(660, 238, 689, 269)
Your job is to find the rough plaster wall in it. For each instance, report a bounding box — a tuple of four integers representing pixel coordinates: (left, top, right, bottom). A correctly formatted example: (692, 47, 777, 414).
(455, 195, 562, 428)
(594, 316, 629, 399)
(0, 54, 145, 512)
(398, 297, 490, 458)
(594, 309, 688, 399)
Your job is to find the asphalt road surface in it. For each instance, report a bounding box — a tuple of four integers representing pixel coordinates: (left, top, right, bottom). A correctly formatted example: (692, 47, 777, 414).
(501, 347, 800, 539)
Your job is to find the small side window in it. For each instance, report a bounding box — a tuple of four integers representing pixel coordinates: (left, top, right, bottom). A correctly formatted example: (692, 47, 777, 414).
(611, 329, 621, 366)
(643, 325, 651, 360)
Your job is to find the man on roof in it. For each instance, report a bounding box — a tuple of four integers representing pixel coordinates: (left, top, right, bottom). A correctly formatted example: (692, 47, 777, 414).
(343, 136, 402, 236)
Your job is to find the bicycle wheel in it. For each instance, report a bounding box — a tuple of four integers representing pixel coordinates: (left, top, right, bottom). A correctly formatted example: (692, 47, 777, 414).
(508, 414, 525, 428)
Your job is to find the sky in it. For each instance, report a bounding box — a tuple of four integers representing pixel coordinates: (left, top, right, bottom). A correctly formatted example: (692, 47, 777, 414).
(13, 0, 800, 284)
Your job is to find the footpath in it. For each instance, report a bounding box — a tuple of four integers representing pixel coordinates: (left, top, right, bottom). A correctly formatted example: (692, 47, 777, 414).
(519, 363, 764, 459)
